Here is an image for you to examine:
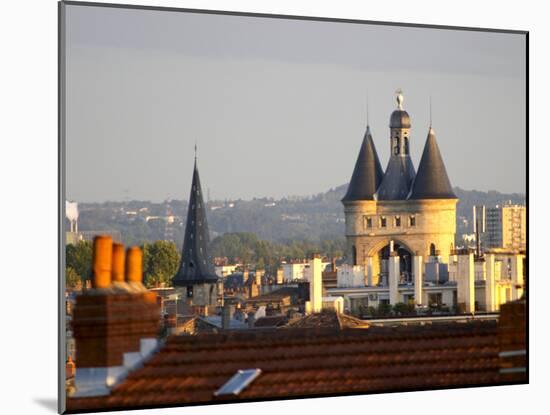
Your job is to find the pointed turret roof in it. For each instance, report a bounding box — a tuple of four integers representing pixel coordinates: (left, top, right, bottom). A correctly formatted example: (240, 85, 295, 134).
(408, 127, 456, 200)
(173, 161, 218, 286)
(342, 126, 384, 202)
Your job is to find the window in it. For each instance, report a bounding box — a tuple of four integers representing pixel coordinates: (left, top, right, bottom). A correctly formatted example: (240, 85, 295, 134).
(409, 215, 416, 226)
(364, 216, 372, 229)
(380, 216, 387, 228)
(430, 243, 436, 256)
(395, 216, 401, 227)
(352, 245, 357, 266)
(187, 285, 194, 298)
(428, 293, 442, 306)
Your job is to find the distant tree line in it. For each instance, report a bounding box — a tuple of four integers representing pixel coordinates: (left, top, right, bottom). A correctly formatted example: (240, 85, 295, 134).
(210, 232, 346, 271)
(64, 233, 346, 289)
(65, 240, 180, 289)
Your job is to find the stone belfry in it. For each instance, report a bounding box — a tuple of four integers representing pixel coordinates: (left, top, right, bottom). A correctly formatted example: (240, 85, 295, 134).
(375, 89, 416, 200)
(172, 150, 219, 313)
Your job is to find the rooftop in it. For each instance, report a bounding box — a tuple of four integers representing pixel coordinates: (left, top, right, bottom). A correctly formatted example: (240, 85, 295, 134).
(285, 310, 370, 329)
(246, 286, 299, 304)
(68, 319, 508, 412)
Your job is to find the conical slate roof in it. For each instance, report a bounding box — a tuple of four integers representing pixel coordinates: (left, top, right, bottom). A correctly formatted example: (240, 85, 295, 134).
(375, 155, 416, 200)
(173, 161, 218, 286)
(408, 128, 456, 199)
(342, 126, 384, 201)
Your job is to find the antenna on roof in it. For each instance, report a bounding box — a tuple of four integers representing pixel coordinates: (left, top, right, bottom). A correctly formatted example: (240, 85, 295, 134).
(430, 94, 432, 128)
(366, 90, 370, 126)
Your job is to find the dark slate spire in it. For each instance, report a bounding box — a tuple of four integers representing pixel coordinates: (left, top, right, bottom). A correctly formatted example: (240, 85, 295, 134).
(408, 127, 456, 199)
(173, 160, 218, 286)
(342, 126, 384, 201)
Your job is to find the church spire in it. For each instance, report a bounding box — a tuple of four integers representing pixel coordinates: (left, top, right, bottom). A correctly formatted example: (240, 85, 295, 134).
(172, 156, 218, 286)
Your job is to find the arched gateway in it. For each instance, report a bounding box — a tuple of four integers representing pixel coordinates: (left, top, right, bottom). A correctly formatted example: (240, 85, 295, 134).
(355, 239, 413, 285)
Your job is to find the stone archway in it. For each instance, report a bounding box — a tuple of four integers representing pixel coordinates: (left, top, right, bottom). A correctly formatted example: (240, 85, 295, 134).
(366, 239, 414, 285)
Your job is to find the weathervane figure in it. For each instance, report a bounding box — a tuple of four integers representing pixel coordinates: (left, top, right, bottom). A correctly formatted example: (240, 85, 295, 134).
(395, 88, 404, 110)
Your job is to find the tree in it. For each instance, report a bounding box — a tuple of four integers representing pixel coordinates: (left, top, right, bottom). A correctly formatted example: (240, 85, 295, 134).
(66, 240, 93, 282)
(366, 306, 377, 317)
(65, 266, 81, 289)
(377, 302, 392, 317)
(393, 302, 415, 316)
(142, 241, 180, 288)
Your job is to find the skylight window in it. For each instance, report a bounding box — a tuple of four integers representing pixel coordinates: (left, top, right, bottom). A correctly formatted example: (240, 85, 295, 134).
(214, 369, 262, 397)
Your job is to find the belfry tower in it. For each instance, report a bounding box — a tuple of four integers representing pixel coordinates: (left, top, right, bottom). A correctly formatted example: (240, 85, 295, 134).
(342, 90, 457, 284)
(376, 89, 416, 200)
(172, 152, 219, 314)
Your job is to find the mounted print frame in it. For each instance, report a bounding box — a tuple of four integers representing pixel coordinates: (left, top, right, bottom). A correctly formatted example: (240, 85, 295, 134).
(59, 1, 528, 413)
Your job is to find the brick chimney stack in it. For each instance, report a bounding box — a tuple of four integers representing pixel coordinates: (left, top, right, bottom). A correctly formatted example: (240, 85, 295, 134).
(71, 236, 161, 397)
(306, 254, 323, 314)
(498, 299, 527, 383)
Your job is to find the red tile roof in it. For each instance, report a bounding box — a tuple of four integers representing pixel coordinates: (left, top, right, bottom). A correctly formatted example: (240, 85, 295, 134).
(67, 320, 511, 412)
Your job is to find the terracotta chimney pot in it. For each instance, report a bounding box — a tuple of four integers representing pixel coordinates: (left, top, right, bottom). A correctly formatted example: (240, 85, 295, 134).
(66, 355, 76, 379)
(92, 235, 113, 288)
(125, 246, 143, 283)
(111, 243, 126, 282)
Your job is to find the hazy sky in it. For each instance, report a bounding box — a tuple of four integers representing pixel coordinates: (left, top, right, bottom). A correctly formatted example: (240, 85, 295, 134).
(64, 4, 526, 203)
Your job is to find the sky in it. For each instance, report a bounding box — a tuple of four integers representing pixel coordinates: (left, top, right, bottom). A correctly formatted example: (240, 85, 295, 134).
(64, 4, 526, 203)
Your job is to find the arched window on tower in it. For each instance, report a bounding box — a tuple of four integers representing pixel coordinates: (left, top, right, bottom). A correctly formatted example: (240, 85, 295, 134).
(352, 245, 357, 266)
(393, 137, 399, 155)
(404, 137, 409, 154)
(430, 243, 436, 256)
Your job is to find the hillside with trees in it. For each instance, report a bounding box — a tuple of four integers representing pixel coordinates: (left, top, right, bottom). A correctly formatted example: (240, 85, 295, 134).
(71, 185, 525, 249)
